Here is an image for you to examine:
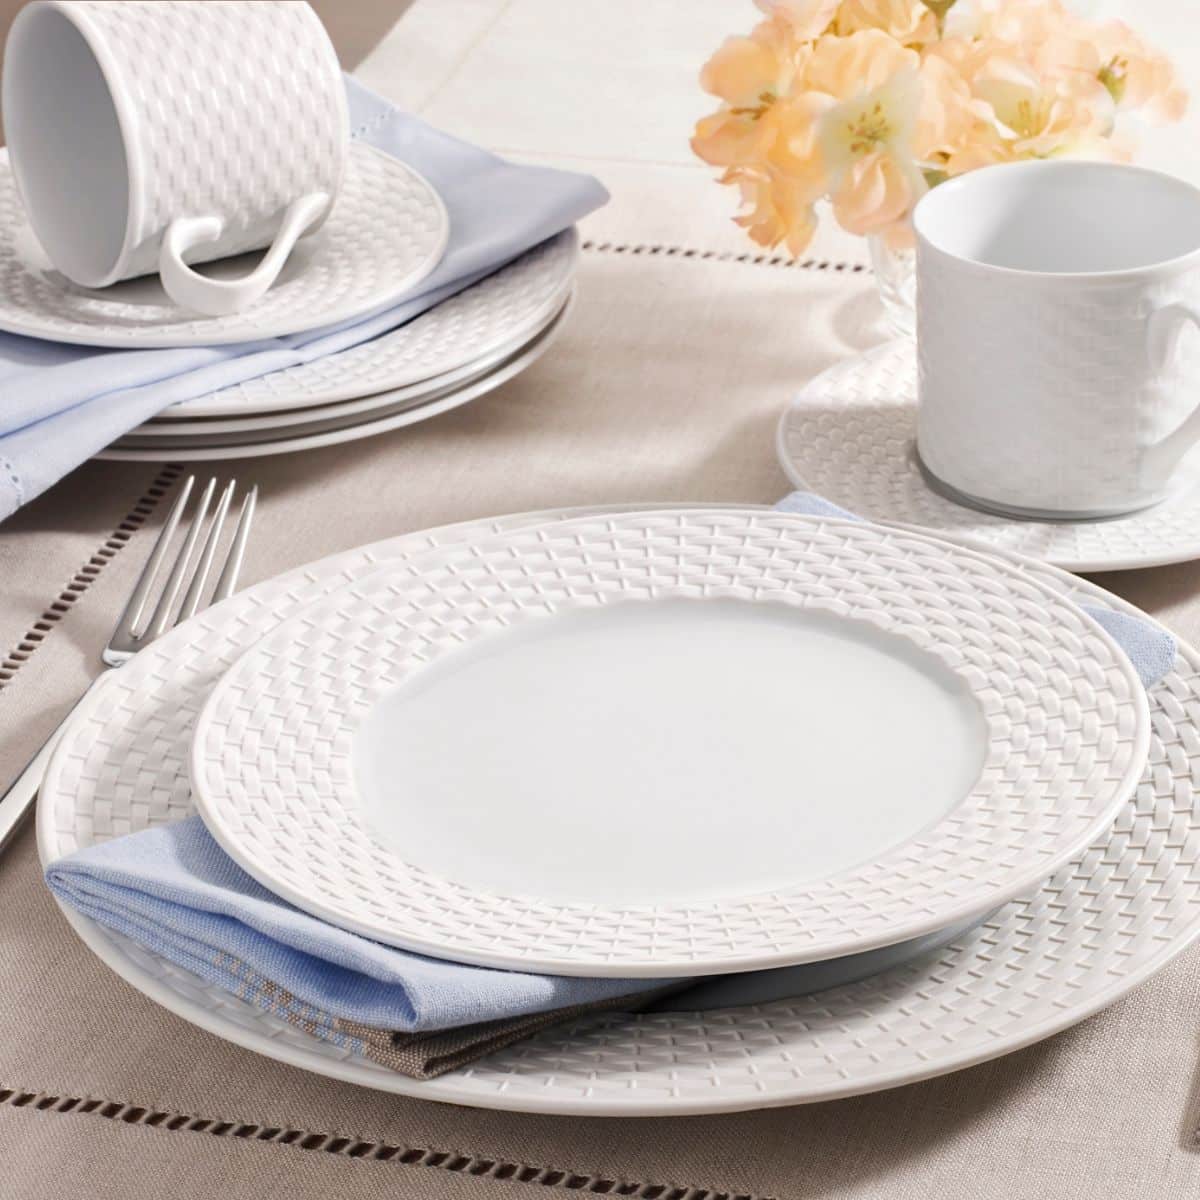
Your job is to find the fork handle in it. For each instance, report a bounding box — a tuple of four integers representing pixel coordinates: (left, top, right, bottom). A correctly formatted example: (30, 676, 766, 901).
(0, 679, 99, 856)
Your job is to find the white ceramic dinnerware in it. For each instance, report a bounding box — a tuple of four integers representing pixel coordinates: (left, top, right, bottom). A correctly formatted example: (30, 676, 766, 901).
(149, 229, 578, 420)
(914, 160, 1200, 519)
(188, 510, 1147, 976)
(4, 0, 347, 317)
(38, 504, 1200, 1115)
(777, 339, 1200, 571)
(97, 296, 572, 461)
(118, 301, 569, 441)
(0, 143, 447, 347)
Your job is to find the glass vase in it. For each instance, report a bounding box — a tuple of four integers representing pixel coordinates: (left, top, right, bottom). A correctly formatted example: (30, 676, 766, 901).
(867, 233, 916, 337)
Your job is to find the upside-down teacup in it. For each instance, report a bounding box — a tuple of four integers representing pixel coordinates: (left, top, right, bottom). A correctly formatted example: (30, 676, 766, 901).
(914, 159, 1200, 519)
(2, 0, 347, 316)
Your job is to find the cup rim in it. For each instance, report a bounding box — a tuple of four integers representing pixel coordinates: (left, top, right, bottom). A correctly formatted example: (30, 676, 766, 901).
(912, 159, 1200, 282)
(13, 0, 144, 288)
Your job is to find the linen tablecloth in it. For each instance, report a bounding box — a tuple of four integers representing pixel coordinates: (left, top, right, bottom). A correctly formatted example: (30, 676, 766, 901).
(4, 1, 1200, 1197)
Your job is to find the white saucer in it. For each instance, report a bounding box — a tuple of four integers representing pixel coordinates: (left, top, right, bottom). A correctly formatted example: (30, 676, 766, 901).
(777, 339, 1200, 572)
(0, 142, 449, 348)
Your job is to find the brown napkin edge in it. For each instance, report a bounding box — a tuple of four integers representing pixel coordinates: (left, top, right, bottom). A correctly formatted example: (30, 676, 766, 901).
(334, 984, 684, 1080)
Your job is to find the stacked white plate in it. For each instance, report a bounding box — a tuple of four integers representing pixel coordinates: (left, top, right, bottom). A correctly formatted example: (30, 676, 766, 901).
(38, 503, 1200, 1117)
(0, 143, 577, 460)
(98, 230, 577, 461)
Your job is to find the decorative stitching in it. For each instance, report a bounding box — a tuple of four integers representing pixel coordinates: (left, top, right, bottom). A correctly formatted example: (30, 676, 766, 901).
(580, 239, 869, 273)
(349, 105, 394, 142)
(0, 1086, 769, 1199)
(0, 464, 185, 688)
(0, 453, 24, 509)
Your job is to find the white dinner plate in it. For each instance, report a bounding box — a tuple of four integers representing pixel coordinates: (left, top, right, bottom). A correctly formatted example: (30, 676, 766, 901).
(152, 229, 577, 419)
(189, 509, 1147, 977)
(95, 298, 570, 462)
(0, 143, 448, 347)
(120, 289, 570, 438)
(37, 504, 1200, 1115)
(777, 338, 1200, 572)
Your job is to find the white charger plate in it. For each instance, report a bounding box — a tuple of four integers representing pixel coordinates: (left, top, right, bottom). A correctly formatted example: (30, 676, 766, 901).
(0, 143, 448, 348)
(152, 229, 577, 420)
(36, 503, 1200, 1115)
(777, 339, 1200, 572)
(189, 509, 1147, 977)
(95, 298, 570, 462)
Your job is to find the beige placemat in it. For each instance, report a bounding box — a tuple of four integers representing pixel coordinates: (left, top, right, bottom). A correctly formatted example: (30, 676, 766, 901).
(3, 245, 1200, 1199)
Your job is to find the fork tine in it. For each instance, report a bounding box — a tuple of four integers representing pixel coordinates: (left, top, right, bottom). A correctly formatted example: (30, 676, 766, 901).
(178, 479, 236, 622)
(144, 476, 216, 640)
(211, 484, 257, 605)
(108, 473, 195, 646)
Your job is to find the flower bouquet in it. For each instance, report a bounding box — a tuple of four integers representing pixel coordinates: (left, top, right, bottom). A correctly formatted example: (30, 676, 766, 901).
(691, 0, 1187, 328)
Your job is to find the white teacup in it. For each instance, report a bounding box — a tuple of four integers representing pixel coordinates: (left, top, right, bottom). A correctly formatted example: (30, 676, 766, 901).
(914, 160, 1200, 519)
(2, 0, 347, 317)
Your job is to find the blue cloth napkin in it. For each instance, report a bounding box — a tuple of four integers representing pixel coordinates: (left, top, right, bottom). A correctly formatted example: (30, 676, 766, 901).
(0, 77, 608, 518)
(45, 494, 1176, 1071)
(46, 818, 666, 1035)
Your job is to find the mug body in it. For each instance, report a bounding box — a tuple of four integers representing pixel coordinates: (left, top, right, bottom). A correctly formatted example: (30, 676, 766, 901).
(2, 0, 347, 288)
(914, 161, 1200, 518)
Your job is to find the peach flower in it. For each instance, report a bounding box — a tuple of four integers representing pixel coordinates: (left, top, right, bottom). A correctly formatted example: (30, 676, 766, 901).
(936, 0, 985, 40)
(804, 27, 920, 95)
(753, 0, 839, 39)
(691, 0, 1187, 258)
(692, 20, 805, 167)
(920, 33, 995, 76)
(1092, 20, 1187, 122)
(767, 90, 838, 182)
(1008, 18, 1185, 125)
(800, 34, 928, 235)
(834, 0, 937, 46)
(941, 2, 1091, 87)
(723, 166, 820, 254)
(951, 66, 1120, 171)
(914, 52, 988, 163)
(981, 0, 1073, 43)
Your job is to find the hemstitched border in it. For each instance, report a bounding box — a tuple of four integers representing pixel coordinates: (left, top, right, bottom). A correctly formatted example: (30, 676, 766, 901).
(0, 1085, 769, 1200)
(0, 464, 185, 689)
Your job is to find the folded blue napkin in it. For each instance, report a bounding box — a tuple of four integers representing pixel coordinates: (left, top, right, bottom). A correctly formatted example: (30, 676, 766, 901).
(0, 77, 608, 519)
(46, 818, 666, 1037)
(46, 494, 1175, 1074)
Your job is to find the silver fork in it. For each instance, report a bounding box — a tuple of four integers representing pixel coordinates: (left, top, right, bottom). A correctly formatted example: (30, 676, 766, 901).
(0, 474, 257, 854)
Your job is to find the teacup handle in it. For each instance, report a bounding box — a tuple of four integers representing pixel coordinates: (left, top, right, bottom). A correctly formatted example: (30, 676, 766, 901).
(158, 192, 330, 317)
(1142, 301, 1200, 484)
